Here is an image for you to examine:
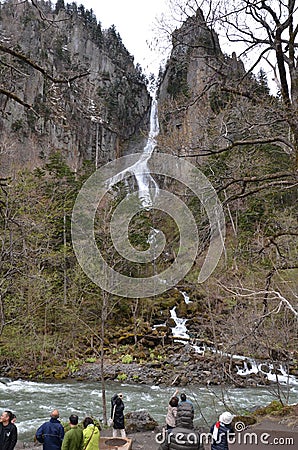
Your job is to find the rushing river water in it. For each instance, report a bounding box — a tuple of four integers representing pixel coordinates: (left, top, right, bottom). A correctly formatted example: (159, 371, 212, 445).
(1, 377, 298, 443)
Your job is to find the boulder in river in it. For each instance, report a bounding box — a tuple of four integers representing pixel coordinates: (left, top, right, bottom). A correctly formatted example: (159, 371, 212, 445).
(125, 409, 159, 433)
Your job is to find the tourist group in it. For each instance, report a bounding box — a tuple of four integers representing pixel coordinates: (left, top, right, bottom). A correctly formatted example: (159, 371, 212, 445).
(1, 391, 235, 449)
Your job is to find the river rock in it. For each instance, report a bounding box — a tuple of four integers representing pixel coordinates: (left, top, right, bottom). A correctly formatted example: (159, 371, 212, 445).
(125, 409, 159, 433)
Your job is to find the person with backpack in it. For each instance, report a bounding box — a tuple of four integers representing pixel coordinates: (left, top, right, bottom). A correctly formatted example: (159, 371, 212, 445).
(82, 417, 100, 450)
(158, 398, 203, 450)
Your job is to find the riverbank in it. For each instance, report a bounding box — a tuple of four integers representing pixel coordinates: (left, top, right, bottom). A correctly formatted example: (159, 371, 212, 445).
(71, 347, 291, 388)
(2, 337, 298, 388)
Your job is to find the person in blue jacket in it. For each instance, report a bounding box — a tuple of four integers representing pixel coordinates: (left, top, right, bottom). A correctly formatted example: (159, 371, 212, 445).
(35, 409, 65, 450)
(210, 411, 235, 450)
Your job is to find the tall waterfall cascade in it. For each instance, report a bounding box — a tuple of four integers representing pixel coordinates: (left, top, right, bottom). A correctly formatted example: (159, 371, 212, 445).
(108, 93, 159, 207)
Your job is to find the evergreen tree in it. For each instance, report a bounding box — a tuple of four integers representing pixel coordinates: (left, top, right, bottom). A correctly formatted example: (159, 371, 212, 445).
(55, 0, 65, 14)
(256, 68, 270, 96)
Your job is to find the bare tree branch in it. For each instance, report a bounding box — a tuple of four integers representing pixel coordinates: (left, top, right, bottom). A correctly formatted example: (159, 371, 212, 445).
(0, 88, 33, 109)
(0, 43, 90, 83)
(218, 284, 298, 317)
(176, 137, 295, 157)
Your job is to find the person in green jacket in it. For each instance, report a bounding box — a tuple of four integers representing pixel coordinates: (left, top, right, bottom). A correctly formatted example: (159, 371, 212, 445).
(62, 415, 83, 450)
(82, 417, 100, 450)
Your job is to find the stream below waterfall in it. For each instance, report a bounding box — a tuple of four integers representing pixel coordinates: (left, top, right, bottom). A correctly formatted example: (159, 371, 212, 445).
(1, 377, 298, 443)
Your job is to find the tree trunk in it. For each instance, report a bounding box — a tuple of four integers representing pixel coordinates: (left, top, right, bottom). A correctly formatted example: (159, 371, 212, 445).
(100, 291, 108, 425)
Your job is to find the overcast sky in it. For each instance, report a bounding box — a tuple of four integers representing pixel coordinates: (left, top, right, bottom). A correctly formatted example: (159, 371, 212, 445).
(80, 0, 171, 75)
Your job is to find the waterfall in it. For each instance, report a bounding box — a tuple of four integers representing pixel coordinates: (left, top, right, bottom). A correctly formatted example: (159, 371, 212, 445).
(236, 360, 298, 385)
(168, 292, 298, 386)
(180, 290, 192, 304)
(72, 84, 226, 297)
(170, 306, 190, 340)
(134, 95, 159, 207)
(107, 93, 159, 207)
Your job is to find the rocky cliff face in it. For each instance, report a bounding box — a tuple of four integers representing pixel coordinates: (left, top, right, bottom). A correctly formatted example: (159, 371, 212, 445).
(0, 0, 151, 175)
(157, 8, 246, 157)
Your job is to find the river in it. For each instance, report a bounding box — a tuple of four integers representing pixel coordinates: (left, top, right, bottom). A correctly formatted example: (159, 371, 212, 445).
(1, 377, 298, 443)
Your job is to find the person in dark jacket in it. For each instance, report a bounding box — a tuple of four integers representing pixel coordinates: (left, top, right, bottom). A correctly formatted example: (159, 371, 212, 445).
(210, 411, 235, 450)
(179, 394, 194, 413)
(111, 393, 126, 438)
(0, 410, 18, 450)
(176, 394, 194, 429)
(35, 409, 65, 450)
(158, 400, 203, 450)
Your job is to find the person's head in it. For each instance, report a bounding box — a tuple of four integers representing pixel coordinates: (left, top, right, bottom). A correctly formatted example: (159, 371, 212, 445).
(51, 409, 60, 419)
(219, 411, 234, 425)
(0, 410, 13, 425)
(169, 396, 178, 407)
(69, 414, 79, 426)
(83, 417, 94, 428)
(11, 414, 16, 424)
(180, 393, 187, 402)
(118, 393, 123, 399)
(115, 397, 122, 406)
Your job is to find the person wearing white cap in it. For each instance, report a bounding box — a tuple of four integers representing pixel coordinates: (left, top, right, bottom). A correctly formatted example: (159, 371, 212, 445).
(210, 411, 235, 450)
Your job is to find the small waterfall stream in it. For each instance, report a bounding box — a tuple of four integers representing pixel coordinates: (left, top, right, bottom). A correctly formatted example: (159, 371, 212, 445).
(168, 291, 298, 387)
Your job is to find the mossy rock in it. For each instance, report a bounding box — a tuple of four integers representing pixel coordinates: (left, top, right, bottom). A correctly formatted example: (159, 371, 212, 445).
(118, 333, 138, 345)
(253, 400, 283, 416)
(54, 371, 69, 380)
(270, 404, 298, 417)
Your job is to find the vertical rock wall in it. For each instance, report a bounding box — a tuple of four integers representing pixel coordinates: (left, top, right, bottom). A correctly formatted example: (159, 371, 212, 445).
(0, 1, 151, 175)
